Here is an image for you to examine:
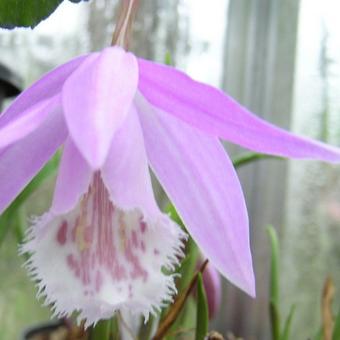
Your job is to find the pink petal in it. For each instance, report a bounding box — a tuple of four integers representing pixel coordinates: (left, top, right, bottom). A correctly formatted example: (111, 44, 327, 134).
(62, 47, 138, 169)
(51, 137, 92, 215)
(138, 59, 340, 162)
(136, 94, 255, 297)
(101, 107, 159, 218)
(0, 108, 67, 214)
(0, 95, 60, 149)
(0, 55, 86, 128)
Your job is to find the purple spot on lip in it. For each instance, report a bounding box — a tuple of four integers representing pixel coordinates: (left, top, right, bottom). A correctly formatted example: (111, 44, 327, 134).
(56, 221, 68, 245)
(140, 220, 147, 233)
(141, 241, 146, 252)
(95, 270, 103, 292)
(132, 230, 138, 247)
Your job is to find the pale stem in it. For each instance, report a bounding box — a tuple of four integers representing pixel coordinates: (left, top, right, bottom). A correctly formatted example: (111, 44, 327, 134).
(111, 0, 140, 48)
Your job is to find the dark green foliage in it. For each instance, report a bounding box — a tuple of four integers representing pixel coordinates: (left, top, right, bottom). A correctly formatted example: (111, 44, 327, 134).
(0, 0, 89, 29)
(280, 305, 296, 340)
(333, 309, 340, 340)
(267, 226, 297, 340)
(0, 152, 60, 245)
(267, 225, 280, 340)
(195, 273, 209, 340)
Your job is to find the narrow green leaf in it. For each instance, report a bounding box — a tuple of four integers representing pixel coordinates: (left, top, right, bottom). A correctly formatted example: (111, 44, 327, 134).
(270, 303, 281, 340)
(9, 151, 60, 211)
(195, 273, 209, 340)
(13, 206, 26, 244)
(0, 152, 60, 245)
(280, 304, 296, 340)
(164, 239, 198, 339)
(0, 212, 10, 244)
(164, 51, 173, 66)
(153, 261, 208, 340)
(164, 298, 196, 340)
(232, 152, 283, 169)
(161, 203, 199, 334)
(139, 315, 155, 340)
(165, 203, 184, 227)
(332, 307, 340, 340)
(90, 319, 111, 340)
(164, 203, 201, 337)
(165, 203, 199, 291)
(111, 315, 120, 339)
(267, 225, 280, 340)
(313, 328, 323, 340)
(178, 238, 199, 291)
(267, 226, 279, 307)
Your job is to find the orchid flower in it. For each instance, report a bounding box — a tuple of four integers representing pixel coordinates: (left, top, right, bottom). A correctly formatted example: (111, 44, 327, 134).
(1, 46, 340, 325)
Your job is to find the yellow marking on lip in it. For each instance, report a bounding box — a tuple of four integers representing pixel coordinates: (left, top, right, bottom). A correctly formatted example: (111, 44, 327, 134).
(118, 213, 128, 252)
(75, 201, 91, 252)
(75, 223, 91, 252)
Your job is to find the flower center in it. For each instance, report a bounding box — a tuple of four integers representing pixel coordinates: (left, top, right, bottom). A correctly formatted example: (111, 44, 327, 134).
(56, 172, 151, 298)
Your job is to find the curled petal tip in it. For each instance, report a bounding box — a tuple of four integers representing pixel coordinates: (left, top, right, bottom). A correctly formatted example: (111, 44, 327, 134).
(136, 94, 255, 298)
(138, 58, 340, 164)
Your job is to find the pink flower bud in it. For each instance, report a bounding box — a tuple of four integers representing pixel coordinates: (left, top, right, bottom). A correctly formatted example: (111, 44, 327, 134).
(202, 261, 222, 319)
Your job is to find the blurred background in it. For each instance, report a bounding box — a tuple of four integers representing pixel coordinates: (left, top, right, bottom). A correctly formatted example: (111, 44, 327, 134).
(0, 0, 340, 339)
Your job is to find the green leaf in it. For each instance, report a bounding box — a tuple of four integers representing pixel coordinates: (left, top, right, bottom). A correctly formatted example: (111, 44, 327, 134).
(0, 0, 89, 29)
(164, 297, 196, 340)
(0, 152, 60, 245)
(154, 261, 208, 340)
(270, 303, 281, 340)
(267, 225, 280, 340)
(313, 328, 323, 340)
(7, 151, 60, 212)
(280, 304, 296, 340)
(332, 307, 340, 340)
(90, 319, 111, 340)
(139, 315, 155, 340)
(267, 226, 279, 308)
(164, 237, 199, 340)
(165, 203, 199, 291)
(0, 212, 10, 244)
(161, 203, 199, 339)
(164, 51, 173, 66)
(165, 203, 184, 227)
(232, 152, 283, 169)
(13, 206, 26, 244)
(195, 273, 209, 340)
(110, 315, 120, 339)
(177, 238, 199, 292)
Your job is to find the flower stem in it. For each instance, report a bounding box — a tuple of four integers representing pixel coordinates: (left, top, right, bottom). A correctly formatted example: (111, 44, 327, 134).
(153, 260, 209, 340)
(111, 0, 139, 48)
